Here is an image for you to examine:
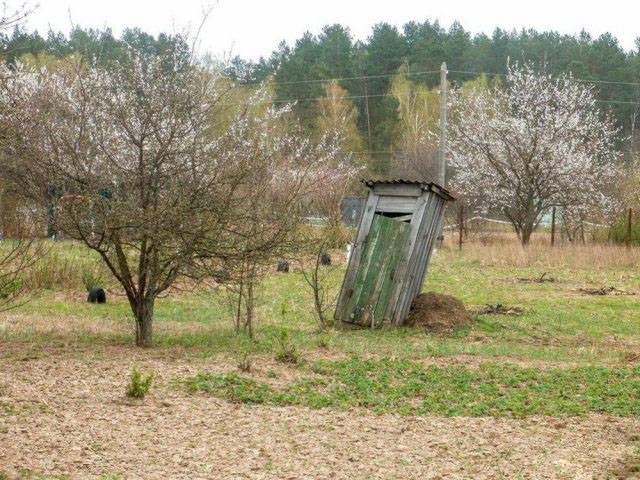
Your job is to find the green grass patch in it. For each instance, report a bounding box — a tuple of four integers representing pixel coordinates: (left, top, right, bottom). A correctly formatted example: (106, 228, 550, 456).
(177, 357, 640, 417)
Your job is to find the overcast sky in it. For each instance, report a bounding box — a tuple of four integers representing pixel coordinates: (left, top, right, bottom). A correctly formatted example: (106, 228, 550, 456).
(25, 0, 640, 60)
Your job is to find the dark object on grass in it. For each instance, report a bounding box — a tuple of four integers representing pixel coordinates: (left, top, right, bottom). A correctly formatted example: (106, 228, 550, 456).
(277, 261, 289, 273)
(320, 253, 331, 266)
(517, 272, 556, 283)
(405, 292, 473, 332)
(87, 287, 106, 304)
(477, 304, 524, 316)
(579, 286, 635, 296)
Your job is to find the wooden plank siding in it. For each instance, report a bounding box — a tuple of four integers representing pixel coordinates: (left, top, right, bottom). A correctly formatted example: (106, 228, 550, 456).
(342, 215, 409, 327)
(334, 192, 380, 323)
(392, 196, 445, 324)
(375, 195, 417, 214)
(337, 180, 453, 327)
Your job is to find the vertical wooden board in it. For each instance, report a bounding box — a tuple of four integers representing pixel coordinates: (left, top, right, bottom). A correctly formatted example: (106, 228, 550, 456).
(343, 215, 409, 327)
(395, 196, 446, 324)
(382, 194, 429, 326)
(346, 216, 396, 326)
(343, 216, 384, 324)
(372, 221, 410, 326)
(335, 192, 379, 322)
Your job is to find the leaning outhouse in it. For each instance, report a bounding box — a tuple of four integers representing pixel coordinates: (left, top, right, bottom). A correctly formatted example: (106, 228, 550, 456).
(335, 179, 454, 328)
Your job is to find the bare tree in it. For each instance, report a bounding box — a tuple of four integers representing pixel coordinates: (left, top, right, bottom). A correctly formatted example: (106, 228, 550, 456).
(448, 64, 620, 244)
(0, 237, 39, 311)
(299, 237, 337, 331)
(0, 45, 342, 346)
(0, 2, 33, 32)
(215, 126, 344, 338)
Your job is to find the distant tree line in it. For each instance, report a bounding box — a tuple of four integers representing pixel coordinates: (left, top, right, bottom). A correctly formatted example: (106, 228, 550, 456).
(3, 22, 639, 174)
(227, 22, 640, 171)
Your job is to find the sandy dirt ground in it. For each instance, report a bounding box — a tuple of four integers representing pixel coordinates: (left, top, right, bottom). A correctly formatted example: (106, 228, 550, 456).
(1, 344, 639, 480)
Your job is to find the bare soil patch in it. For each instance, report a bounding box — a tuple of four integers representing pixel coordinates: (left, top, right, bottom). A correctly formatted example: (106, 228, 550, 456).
(0, 346, 638, 479)
(405, 292, 474, 331)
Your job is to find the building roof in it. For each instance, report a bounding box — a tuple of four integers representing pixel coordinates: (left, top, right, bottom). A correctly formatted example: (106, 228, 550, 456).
(363, 178, 455, 202)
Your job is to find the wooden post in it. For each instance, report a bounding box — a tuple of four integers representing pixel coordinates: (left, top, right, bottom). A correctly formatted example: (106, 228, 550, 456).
(550, 206, 556, 246)
(627, 208, 633, 247)
(458, 203, 464, 250)
(438, 62, 448, 187)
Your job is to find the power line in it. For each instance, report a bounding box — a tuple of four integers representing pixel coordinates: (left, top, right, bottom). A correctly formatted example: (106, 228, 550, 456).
(221, 67, 640, 108)
(597, 99, 640, 106)
(448, 69, 640, 88)
(270, 69, 440, 86)
(238, 66, 640, 90)
(245, 91, 639, 107)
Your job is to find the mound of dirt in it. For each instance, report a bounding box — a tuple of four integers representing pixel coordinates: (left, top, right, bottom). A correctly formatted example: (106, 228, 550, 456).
(405, 292, 473, 331)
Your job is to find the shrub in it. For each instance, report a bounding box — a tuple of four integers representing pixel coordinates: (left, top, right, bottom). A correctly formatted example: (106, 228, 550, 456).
(237, 351, 252, 373)
(82, 266, 106, 293)
(125, 366, 154, 399)
(0, 276, 22, 300)
(610, 213, 640, 245)
(274, 327, 299, 364)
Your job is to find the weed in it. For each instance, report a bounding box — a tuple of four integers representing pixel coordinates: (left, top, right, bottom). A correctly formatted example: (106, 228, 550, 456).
(0, 276, 22, 300)
(179, 358, 640, 418)
(81, 266, 105, 293)
(178, 372, 269, 404)
(125, 366, 154, 399)
(273, 327, 299, 364)
(237, 351, 252, 373)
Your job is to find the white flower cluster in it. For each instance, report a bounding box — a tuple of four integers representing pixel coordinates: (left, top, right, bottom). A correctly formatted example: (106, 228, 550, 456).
(447, 63, 621, 241)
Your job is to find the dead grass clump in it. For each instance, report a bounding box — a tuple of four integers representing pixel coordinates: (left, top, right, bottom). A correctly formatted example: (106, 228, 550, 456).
(405, 292, 473, 332)
(442, 235, 640, 270)
(579, 287, 635, 296)
(517, 272, 556, 283)
(476, 304, 525, 316)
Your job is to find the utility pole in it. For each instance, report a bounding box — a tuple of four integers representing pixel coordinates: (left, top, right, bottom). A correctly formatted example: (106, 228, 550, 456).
(627, 208, 633, 247)
(438, 62, 448, 187)
(550, 206, 556, 246)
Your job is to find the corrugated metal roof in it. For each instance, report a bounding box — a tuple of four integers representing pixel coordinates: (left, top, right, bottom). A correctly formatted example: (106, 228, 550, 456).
(362, 178, 455, 202)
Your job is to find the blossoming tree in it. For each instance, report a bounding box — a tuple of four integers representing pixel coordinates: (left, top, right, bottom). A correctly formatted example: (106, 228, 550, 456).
(448, 65, 620, 244)
(0, 44, 344, 346)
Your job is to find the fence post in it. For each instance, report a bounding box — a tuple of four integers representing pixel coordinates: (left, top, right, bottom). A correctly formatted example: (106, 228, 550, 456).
(458, 204, 464, 250)
(550, 206, 556, 246)
(627, 208, 633, 247)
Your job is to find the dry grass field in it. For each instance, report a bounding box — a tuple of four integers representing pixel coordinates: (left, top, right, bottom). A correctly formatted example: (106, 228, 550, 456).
(3, 236, 640, 479)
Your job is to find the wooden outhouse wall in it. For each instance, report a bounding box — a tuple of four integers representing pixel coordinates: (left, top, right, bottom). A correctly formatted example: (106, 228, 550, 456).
(335, 180, 453, 327)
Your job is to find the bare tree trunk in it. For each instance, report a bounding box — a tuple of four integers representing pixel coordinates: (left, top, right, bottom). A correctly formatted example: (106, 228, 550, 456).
(245, 277, 254, 339)
(458, 204, 464, 250)
(133, 296, 155, 347)
(520, 223, 534, 245)
(235, 278, 244, 334)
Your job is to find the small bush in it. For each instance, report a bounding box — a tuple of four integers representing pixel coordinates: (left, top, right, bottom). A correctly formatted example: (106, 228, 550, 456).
(237, 351, 252, 373)
(274, 327, 299, 364)
(82, 266, 105, 293)
(125, 366, 154, 399)
(610, 213, 640, 244)
(0, 276, 22, 300)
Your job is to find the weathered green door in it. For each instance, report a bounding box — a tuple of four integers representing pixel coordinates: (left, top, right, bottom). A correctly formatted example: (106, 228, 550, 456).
(344, 214, 410, 327)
